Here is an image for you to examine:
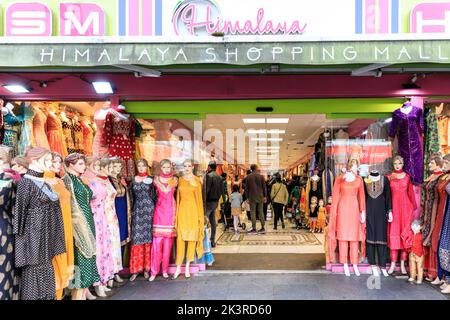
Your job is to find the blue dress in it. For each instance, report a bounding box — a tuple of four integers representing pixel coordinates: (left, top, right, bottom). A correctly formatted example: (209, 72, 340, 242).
(439, 183, 450, 273)
(17, 103, 36, 156)
(109, 177, 130, 246)
(195, 225, 215, 265)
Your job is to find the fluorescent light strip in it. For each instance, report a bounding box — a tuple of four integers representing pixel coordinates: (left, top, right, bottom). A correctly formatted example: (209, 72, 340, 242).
(243, 118, 265, 124)
(267, 118, 289, 124)
(3, 84, 30, 93)
(248, 129, 286, 134)
(251, 138, 283, 142)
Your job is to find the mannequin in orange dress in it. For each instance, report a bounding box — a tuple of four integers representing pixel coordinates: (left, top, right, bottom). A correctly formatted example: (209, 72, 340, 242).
(32, 104, 50, 150)
(45, 106, 68, 157)
(328, 161, 366, 277)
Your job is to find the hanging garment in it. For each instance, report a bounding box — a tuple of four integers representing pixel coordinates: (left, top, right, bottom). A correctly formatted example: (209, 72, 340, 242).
(44, 171, 74, 300)
(0, 174, 19, 300)
(423, 110, 441, 181)
(437, 116, 450, 155)
(387, 173, 416, 251)
(421, 174, 443, 247)
(80, 120, 94, 156)
(93, 117, 109, 157)
(13, 171, 66, 300)
(61, 118, 84, 155)
(327, 175, 366, 263)
(365, 121, 393, 175)
(194, 225, 215, 265)
(103, 111, 136, 179)
(439, 184, 450, 272)
(46, 112, 68, 157)
(175, 176, 205, 264)
(17, 104, 36, 156)
(428, 175, 450, 279)
(32, 107, 50, 150)
(389, 107, 424, 185)
(62, 173, 100, 289)
(109, 176, 132, 248)
(3, 113, 20, 157)
(364, 176, 391, 246)
(305, 176, 323, 216)
(322, 169, 334, 200)
(86, 174, 118, 285)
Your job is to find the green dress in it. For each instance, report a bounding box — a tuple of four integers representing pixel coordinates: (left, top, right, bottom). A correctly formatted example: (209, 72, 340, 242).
(65, 173, 100, 289)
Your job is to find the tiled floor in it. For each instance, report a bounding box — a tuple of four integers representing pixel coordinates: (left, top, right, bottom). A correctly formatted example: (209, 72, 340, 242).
(105, 272, 450, 300)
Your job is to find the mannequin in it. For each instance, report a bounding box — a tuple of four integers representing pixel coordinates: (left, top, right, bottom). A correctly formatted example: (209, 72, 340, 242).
(429, 154, 450, 286)
(328, 161, 366, 277)
(103, 105, 136, 180)
(17, 102, 36, 156)
(173, 159, 204, 279)
(305, 168, 324, 219)
(421, 155, 444, 281)
(13, 147, 66, 300)
(389, 101, 424, 185)
(62, 153, 101, 300)
(129, 159, 157, 282)
(0, 146, 19, 300)
(46, 105, 68, 157)
(439, 180, 450, 293)
(408, 220, 425, 284)
(387, 155, 416, 275)
(109, 156, 131, 278)
(83, 157, 116, 297)
(364, 170, 392, 277)
(150, 159, 178, 282)
(80, 116, 94, 156)
(44, 152, 74, 300)
(11, 156, 28, 176)
(308, 196, 319, 233)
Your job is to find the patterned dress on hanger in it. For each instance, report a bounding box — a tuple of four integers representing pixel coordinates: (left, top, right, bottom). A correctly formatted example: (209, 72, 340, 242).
(32, 107, 50, 150)
(421, 174, 442, 247)
(46, 112, 68, 157)
(423, 110, 440, 182)
(3, 113, 20, 157)
(0, 174, 19, 300)
(80, 120, 94, 156)
(103, 111, 136, 180)
(17, 104, 36, 156)
(61, 118, 84, 154)
(92, 117, 109, 157)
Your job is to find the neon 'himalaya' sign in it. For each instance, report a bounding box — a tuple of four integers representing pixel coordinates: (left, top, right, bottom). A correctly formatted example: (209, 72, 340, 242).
(1, 0, 450, 38)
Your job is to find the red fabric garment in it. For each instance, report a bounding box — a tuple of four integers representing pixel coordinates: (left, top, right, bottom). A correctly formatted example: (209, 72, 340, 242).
(129, 243, 151, 274)
(327, 175, 366, 263)
(412, 233, 424, 257)
(104, 111, 136, 180)
(387, 173, 416, 250)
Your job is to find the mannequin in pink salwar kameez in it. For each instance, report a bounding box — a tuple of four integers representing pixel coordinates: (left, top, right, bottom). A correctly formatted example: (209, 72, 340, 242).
(328, 162, 366, 277)
(149, 159, 177, 282)
(387, 156, 417, 275)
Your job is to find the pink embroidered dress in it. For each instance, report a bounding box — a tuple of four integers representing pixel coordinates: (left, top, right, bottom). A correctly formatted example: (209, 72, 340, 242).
(153, 176, 177, 238)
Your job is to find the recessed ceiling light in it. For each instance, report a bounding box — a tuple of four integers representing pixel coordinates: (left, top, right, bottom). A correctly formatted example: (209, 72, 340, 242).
(267, 118, 289, 124)
(92, 81, 114, 94)
(291, 134, 296, 136)
(255, 146, 281, 150)
(251, 138, 283, 142)
(248, 129, 286, 134)
(3, 84, 30, 93)
(243, 118, 265, 124)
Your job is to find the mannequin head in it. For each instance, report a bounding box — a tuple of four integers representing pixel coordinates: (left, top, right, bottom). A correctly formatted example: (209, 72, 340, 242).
(393, 155, 404, 172)
(160, 159, 172, 176)
(110, 157, 124, 178)
(310, 196, 318, 206)
(429, 155, 443, 172)
(183, 159, 194, 176)
(347, 159, 359, 174)
(0, 146, 12, 170)
(98, 158, 111, 176)
(411, 220, 422, 235)
(12, 156, 28, 174)
(313, 168, 319, 177)
(318, 199, 324, 207)
(86, 156, 101, 175)
(25, 147, 52, 172)
(50, 152, 63, 175)
(327, 196, 332, 205)
(443, 154, 450, 172)
(136, 158, 149, 175)
(64, 153, 87, 176)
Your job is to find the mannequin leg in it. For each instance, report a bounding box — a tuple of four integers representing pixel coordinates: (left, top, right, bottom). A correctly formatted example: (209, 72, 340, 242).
(400, 250, 408, 274)
(378, 245, 388, 276)
(174, 237, 186, 279)
(130, 244, 144, 280)
(85, 288, 97, 300)
(408, 253, 416, 282)
(339, 241, 351, 276)
(185, 241, 196, 278)
(143, 243, 151, 276)
(150, 237, 163, 279)
(350, 241, 360, 276)
(162, 238, 174, 278)
(389, 249, 398, 274)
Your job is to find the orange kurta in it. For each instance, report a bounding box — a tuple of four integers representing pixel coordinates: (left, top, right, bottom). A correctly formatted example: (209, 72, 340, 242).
(328, 175, 366, 263)
(45, 171, 74, 300)
(176, 176, 204, 258)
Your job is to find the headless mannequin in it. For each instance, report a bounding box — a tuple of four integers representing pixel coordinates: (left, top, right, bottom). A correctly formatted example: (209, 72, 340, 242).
(173, 163, 196, 280)
(342, 164, 365, 277)
(108, 163, 125, 287)
(400, 101, 413, 114)
(130, 161, 152, 282)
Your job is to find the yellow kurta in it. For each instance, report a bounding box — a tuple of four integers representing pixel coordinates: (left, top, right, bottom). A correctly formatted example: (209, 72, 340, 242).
(176, 176, 204, 260)
(45, 171, 74, 300)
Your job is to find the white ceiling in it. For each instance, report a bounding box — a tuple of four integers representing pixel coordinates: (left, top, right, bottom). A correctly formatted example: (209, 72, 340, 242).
(179, 114, 354, 170)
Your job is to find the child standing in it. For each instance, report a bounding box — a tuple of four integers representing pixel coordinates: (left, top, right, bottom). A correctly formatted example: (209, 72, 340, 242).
(309, 196, 319, 233)
(317, 199, 327, 233)
(230, 184, 243, 234)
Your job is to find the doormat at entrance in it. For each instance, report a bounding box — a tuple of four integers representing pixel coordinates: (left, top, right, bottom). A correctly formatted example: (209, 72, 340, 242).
(216, 230, 321, 246)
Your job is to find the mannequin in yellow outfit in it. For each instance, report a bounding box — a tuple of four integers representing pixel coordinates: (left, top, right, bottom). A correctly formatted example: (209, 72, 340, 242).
(173, 159, 204, 279)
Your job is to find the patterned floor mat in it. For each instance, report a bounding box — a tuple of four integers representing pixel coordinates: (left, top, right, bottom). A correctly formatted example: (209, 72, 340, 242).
(216, 229, 322, 246)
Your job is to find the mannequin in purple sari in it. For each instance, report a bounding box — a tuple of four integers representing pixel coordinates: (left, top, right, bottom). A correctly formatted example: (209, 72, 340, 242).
(389, 102, 424, 186)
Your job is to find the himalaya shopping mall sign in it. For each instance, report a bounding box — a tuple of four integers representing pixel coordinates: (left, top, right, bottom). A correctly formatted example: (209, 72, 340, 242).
(0, 0, 450, 66)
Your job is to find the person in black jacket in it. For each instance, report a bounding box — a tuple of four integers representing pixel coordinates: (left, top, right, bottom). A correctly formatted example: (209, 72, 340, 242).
(203, 162, 224, 247)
